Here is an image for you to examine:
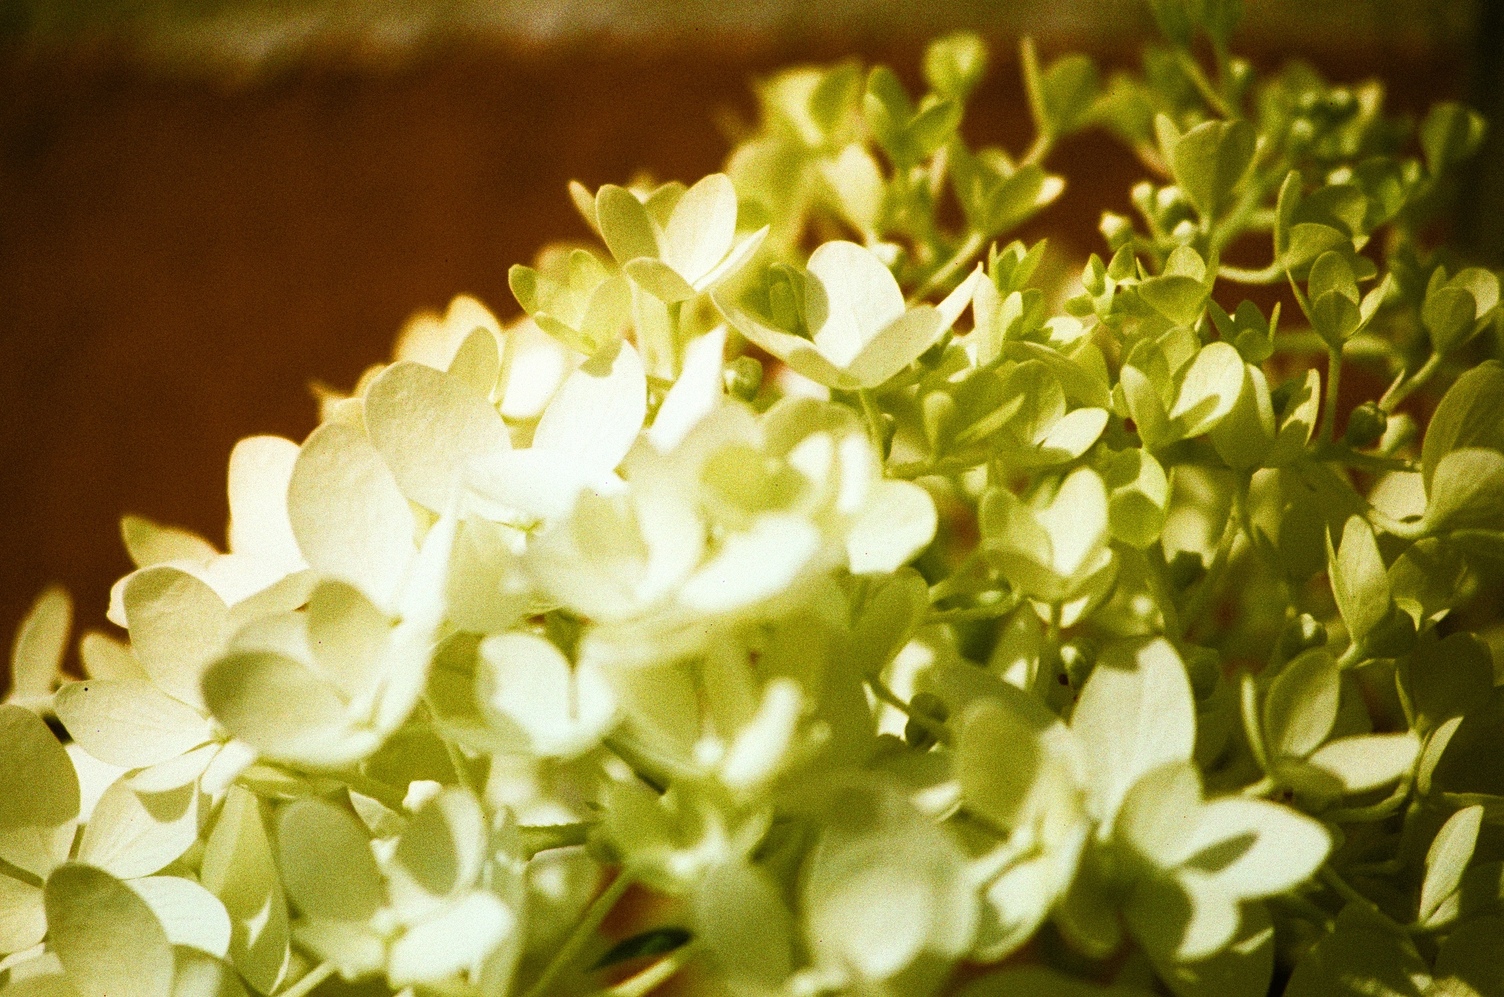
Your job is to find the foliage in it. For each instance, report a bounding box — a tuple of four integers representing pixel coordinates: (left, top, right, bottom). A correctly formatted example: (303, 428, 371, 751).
(3, 6, 1503, 997)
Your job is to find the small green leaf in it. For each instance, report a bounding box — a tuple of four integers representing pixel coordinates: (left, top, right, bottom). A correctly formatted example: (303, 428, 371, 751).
(1171, 119, 1256, 219)
(592, 927, 694, 969)
(924, 32, 989, 101)
(1421, 360, 1504, 491)
(1264, 650, 1339, 760)
(45, 863, 175, 997)
(1307, 731, 1420, 794)
(1328, 516, 1393, 648)
(1420, 805, 1484, 923)
(1426, 448, 1504, 533)
(1421, 102, 1488, 176)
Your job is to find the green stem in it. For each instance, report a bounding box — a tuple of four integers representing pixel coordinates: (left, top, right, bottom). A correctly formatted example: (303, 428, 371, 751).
(926, 598, 1020, 625)
(1319, 345, 1343, 446)
(593, 944, 698, 997)
(1378, 352, 1443, 413)
(521, 822, 595, 859)
(858, 389, 886, 453)
(1239, 671, 1271, 775)
(1021, 132, 1054, 168)
(1334, 642, 1365, 670)
(522, 871, 636, 997)
(1179, 486, 1245, 638)
(1313, 444, 1419, 474)
(909, 230, 986, 306)
(1217, 261, 1285, 285)
(1241, 774, 1278, 798)
(867, 674, 952, 745)
(887, 456, 977, 480)
(277, 963, 336, 997)
(1175, 50, 1237, 119)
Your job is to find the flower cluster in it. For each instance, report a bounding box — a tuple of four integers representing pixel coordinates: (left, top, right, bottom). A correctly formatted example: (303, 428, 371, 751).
(4, 4, 1504, 997)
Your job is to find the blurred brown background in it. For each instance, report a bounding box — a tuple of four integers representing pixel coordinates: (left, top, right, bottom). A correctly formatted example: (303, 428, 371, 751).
(0, 0, 1497, 651)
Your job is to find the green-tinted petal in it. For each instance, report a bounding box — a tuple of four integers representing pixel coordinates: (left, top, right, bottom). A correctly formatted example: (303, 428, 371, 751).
(128, 876, 232, 959)
(287, 421, 417, 611)
(365, 361, 511, 511)
(55, 679, 212, 770)
(277, 798, 387, 922)
(199, 787, 289, 994)
(0, 705, 80, 830)
(45, 863, 174, 997)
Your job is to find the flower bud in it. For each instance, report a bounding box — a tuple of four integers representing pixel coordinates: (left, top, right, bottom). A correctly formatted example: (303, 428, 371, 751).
(1342, 401, 1388, 448)
(1278, 613, 1328, 659)
(922, 391, 958, 452)
(724, 355, 763, 402)
(1168, 550, 1207, 591)
(904, 691, 950, 750)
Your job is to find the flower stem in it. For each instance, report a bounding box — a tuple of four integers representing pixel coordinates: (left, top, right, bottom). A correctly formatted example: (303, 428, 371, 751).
(593, 944, 698, 997)
(277, 962, 336, 997)
(1379, 352, 1443, 413)
(1319, 345, 1344, 446)
(909, 230, 986, 306)
(522, 871, 636, 997)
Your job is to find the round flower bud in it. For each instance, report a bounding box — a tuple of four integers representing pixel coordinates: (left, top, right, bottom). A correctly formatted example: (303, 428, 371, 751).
(1168, 550, 1207, 592)
(1278, 613, 1328, 659)
(904, 692, 950, 751)
(724, 355, 763, 402)
(1343, 401, 1388, 448)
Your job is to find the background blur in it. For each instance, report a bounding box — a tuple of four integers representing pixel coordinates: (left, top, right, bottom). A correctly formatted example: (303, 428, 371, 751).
(0, 0, 1498, 649)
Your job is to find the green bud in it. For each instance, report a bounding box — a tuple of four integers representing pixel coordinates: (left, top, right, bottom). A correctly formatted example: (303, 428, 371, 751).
(922, 391, 958, 452)
(1269, 376, 1302, 415)
(1168, 549, 1207, 591)
(1278, 613, 1328, 659)
(724, 356, 764, 402)
(1363, 604, 1418, 658)
(904, 691, 950, 750)
(1100, 212, 1134, 251)
(918, 331, 954, 369)
(924, 32, 989, 102)
(1343, 401, 1388, 448)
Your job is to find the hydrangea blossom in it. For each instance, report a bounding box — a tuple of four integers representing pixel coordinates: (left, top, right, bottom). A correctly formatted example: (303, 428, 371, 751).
(4, 12, 1504, 997)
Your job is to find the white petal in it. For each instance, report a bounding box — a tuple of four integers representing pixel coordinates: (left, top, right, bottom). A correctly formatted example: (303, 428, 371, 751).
(1071, 637, 1196, 824)
(225, 436, 304, 570)
(479, 632, 616, 758)
(55, 679, 211, 771)
(287, 421, 418, 611)
(128, 876, 232, 959)
(534, 339, 646, 477)
(649, 325, 726, 452)
(679, 515, 819, 613)
(79, 777, 198, 879)
(387, 892, 515, 986)
(807, 241, 905, 352)
(365, 361, 511, 511)
(122, 566, 231, 713)
(661, 173, 739, 284)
